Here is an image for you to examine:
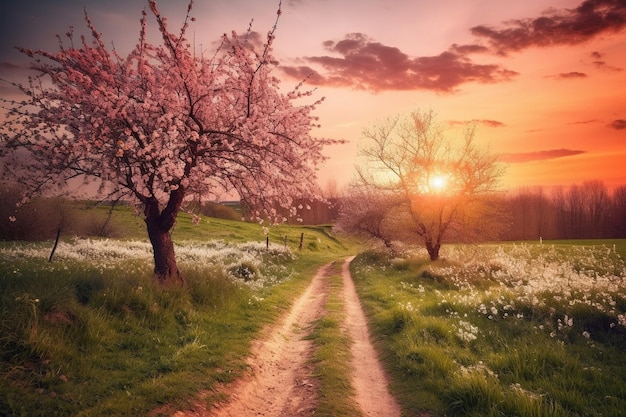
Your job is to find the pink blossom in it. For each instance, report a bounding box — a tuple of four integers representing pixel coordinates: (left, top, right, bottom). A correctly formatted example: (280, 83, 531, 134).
(1, 0, 342, 280)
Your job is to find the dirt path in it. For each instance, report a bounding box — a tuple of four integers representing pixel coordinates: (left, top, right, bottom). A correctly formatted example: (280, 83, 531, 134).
(165, 258, 400, 417)
(209, 263, 331, 417)
(341, 257, 401, 417)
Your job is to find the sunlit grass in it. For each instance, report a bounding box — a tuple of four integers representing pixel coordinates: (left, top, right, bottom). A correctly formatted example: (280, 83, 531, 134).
(351, 240, 626, 417)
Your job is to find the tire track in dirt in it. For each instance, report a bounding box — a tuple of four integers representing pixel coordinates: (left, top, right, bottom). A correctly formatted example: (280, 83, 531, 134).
(341, 257, 401, 417)
(207, 263, 332, 417)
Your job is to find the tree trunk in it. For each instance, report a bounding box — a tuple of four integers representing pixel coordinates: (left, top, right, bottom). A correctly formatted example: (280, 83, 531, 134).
(146, 216, 184, 284)
(425, 240, 440, 261)
(144, 190, 186, 285)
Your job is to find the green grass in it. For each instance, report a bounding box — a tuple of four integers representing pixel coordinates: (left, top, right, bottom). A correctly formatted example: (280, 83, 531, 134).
(0, 209, 357, 417)
(307, 261, 362, 417)
(543, 238, 626, 260)
(87, 202, 344, 252)
(508, 238, 626, 261)
(351, 241, 626, 417)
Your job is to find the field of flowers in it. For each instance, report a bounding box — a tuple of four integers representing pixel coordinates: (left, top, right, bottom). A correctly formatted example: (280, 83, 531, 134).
(0, 232, 343, 417)
(1, 237, 296, 290)
(428, 243, 625, 340)
(351, 241, 626, 417)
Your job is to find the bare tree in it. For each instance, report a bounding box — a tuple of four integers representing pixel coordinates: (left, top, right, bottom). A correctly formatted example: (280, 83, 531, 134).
(343, 109, 504, 260)
(581, 180, 610, 238)
(611, 186, 626, 238)
(506, 187, 556, 240)
(335, 187, 403, 254)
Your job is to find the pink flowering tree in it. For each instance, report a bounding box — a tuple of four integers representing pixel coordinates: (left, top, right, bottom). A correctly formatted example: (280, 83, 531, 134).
(0, 1, 337, 284)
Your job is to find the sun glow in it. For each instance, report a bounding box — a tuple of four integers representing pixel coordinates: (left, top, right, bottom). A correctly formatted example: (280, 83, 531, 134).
(429, 175, 447, 192)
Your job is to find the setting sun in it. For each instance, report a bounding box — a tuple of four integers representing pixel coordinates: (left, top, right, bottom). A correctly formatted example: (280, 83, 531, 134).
(429, 175, 447, 192)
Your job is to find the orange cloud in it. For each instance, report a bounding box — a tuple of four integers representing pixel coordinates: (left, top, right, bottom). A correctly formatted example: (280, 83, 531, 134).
(555, 71, 588, 79)
(448, 119, 505, 128)
(569, 119, 598, 125)
(501, 149, 585, 163)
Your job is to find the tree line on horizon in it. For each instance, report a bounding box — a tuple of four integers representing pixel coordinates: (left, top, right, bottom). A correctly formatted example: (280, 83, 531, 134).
(295, 179, 626, 242)
(1, 179, 624, 243)
(503, 180, 626, 240)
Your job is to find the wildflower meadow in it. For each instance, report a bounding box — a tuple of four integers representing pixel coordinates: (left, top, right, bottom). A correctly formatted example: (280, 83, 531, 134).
(0, 225, 349, 417)
(351, 241, 626, 417)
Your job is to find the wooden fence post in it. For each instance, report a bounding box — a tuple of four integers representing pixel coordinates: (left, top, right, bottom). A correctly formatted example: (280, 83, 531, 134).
(49, 228, 61, 262)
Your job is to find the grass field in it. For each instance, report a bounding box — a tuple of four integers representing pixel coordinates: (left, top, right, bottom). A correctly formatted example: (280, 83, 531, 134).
(351, 241, 626, 416)
(0, 208, 355, 417)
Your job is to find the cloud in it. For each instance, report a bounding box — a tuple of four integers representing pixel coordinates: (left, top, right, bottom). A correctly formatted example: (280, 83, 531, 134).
(501, 148, 585, 163)
(478, 119, 506, 128)
(448, 119, 505, 128)
(592, 60, 624, 72)
(591, 51, 603, 59)
(554, 71, 588, 79)
(0, 61, 23, 71)
(471, 0, 626, 55)
(608, 119, 626, 129)
(280, 33, 517, 92)
(449, 43, 490, 54)
(282, 0, 626, 93)
(569, 119, 598, 125)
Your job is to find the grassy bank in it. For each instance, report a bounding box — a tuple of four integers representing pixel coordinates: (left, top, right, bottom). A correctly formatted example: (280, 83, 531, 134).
(351, 241, 626, 417)
(0, 210, 355, 417)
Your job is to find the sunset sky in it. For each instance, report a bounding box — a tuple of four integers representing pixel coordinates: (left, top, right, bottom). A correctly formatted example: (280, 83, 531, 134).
(1, 0, 625, 192)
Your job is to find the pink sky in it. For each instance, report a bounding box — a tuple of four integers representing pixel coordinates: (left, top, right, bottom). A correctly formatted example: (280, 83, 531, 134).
(1, 0, 625, 192)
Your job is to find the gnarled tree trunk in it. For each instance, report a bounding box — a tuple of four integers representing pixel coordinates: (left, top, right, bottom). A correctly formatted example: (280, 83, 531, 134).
(146, 216, 183, 284)
(144, 190, 186, 285)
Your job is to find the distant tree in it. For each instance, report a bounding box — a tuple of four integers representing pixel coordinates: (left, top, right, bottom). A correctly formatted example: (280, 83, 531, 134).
(611, 186, 626, 238)
(0, 1, 336, 284)
(580, 180, 610, 238)
(335, 187, 403, 254)
(505, 189, 533, 240)
(322, 178, 340, 200)
(505, 187, 556, 240)
(342, 109, 504, 260)
(551, 186, 569, 238)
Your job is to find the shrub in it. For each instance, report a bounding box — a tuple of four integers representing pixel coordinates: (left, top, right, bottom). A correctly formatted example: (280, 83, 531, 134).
(186, 201, 242, 221)
(227, 261, 261, 281)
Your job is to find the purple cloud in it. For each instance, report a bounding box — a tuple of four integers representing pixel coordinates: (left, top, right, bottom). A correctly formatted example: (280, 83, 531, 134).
(282, 0, 626, 92)
(471, 0, 626, 55)
(281, 33, 517, 92)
